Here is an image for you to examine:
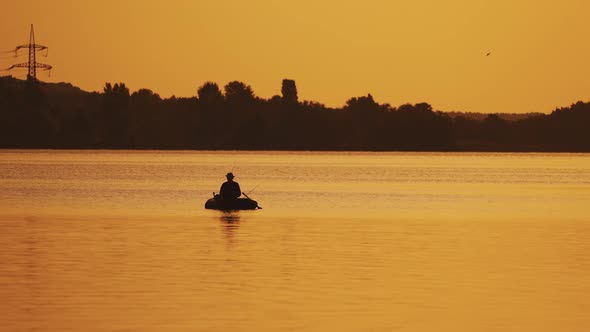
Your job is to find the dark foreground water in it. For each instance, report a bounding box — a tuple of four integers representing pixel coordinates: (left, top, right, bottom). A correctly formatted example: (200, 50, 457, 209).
(1, 150, 589, 331)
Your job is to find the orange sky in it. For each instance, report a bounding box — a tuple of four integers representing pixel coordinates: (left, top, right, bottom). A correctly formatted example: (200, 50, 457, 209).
(1, 0, 589, 113)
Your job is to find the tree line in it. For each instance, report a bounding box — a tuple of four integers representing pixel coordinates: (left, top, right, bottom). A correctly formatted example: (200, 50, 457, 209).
(0, 76, 589, 151)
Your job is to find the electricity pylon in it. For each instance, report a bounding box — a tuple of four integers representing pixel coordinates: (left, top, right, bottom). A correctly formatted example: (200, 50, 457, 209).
(8, 24, 52, 80)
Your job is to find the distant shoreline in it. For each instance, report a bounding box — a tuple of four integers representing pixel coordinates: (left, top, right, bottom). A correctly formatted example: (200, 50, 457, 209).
(1, 76, 589, 152)
(1, 148, 588, 154)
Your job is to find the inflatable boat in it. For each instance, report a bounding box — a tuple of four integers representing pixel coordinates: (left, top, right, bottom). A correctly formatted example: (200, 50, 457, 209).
(205, 194, 260, 210)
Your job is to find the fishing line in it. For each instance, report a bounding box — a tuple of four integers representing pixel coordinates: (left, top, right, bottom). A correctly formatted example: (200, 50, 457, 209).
(245, 181, 264, 196)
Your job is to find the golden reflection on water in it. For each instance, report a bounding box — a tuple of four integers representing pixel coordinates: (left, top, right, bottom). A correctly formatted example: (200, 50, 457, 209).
(1, 151, 590, 331)
(2, 215, 589, 332)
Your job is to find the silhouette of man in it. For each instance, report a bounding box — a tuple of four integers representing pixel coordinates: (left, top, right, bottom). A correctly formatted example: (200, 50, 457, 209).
(219, 172, 241, 199)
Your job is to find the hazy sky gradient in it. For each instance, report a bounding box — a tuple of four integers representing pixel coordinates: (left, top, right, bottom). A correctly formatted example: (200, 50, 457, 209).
(1, 0, 589, 113)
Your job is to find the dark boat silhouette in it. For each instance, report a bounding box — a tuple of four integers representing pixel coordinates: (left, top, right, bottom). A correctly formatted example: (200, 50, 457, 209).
(205, 193, 260, 210)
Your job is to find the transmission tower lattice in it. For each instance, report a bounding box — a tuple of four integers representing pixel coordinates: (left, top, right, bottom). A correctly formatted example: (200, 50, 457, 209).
(7, 24, 52, 80)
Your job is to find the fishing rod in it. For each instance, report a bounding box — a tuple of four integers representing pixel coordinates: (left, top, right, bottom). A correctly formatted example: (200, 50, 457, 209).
(243, 181, 264, 209)
(245, 181, 263, 196)
(241, 191, 262, 209)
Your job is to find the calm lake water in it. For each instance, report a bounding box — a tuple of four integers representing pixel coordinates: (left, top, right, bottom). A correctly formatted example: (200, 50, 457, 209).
(1, 150, 589, 331)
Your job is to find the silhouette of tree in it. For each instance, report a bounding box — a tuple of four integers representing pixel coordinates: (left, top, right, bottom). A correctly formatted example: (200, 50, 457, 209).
(126, 88, 162, 148)
(545, 101, 590, 151)
(269, 95, 282, 104)
(19, 78, 59, 147)
(482, 114, 510, 145)
(281, 79, 298, 105)
(341, 94, 381, 149)
(103, 82, 130, 108)
(224, 81, 256, 110)
(2, 76, 590, 152)
(24, 77, 46, 108)
(197, 81, 224, 111)
(386, 103, 453, 150)
(132, 88, 160, 101)
(345, 94, 379, 114)
(102, 82, 130, 148)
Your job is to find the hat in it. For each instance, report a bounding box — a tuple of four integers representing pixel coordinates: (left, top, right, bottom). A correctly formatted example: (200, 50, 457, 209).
(226, 172, 235, 179)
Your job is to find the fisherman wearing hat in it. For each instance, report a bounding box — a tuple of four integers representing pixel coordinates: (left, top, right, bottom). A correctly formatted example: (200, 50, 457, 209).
(219, 172, 241, 199)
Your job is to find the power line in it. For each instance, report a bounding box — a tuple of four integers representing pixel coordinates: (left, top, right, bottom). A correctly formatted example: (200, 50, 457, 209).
(6, 24, 52, 80)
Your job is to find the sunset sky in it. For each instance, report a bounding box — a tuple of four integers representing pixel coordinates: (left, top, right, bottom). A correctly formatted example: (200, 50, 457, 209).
(1, 0, 589, 113)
